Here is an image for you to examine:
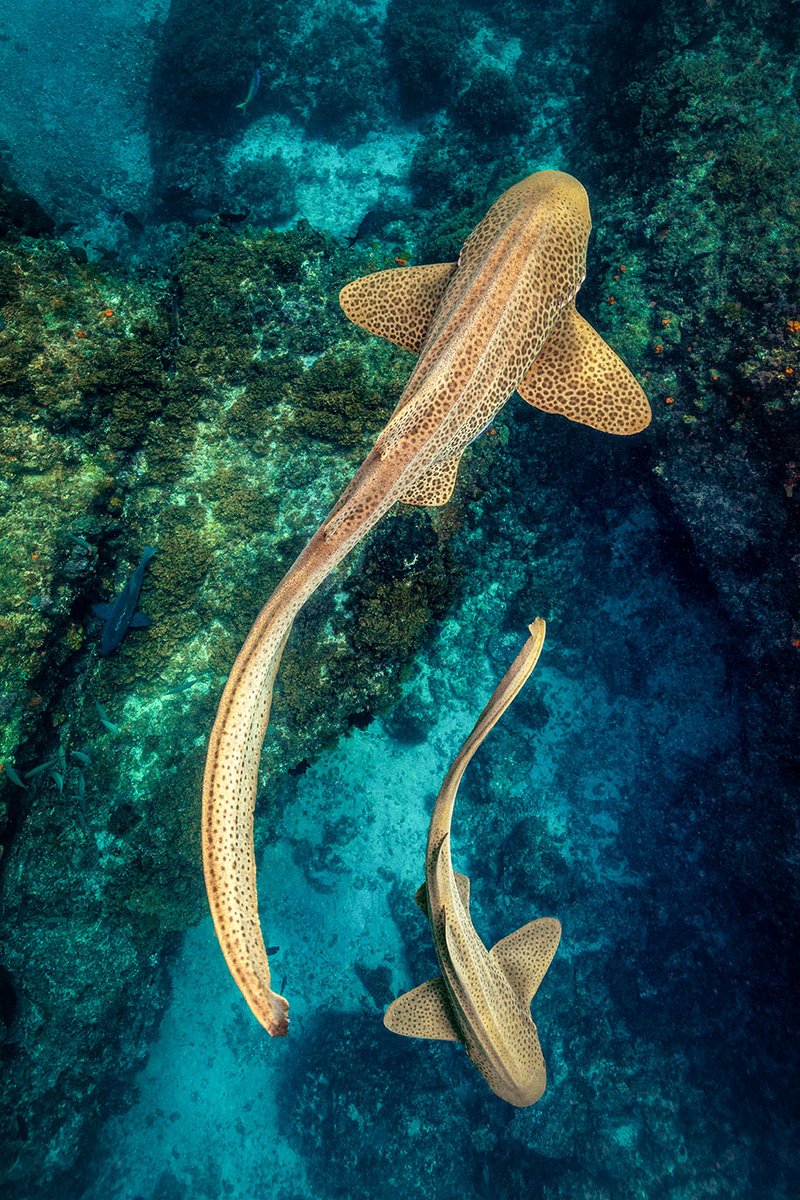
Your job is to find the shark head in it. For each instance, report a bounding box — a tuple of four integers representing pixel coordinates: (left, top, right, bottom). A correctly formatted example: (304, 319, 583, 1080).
(459, 170, 591, 265)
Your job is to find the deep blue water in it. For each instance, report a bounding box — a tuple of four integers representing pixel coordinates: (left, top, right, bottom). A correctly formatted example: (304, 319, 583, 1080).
(81, 433, 768, 1200)
(0, 1, 798, 1198)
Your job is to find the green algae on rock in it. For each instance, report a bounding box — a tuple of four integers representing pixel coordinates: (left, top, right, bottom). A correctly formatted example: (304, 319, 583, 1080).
(0, 217, 469, 1197)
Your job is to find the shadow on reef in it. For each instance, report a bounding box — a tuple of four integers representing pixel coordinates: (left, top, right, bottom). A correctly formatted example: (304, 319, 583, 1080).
(277, 1009, 573, 1200)
(0, 163, 54, 241)
(562, 0, 800, 967)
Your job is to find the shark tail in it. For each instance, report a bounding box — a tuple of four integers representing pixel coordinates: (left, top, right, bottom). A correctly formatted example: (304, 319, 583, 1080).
(202, 617, 293, 1036)
(202, 514, 376, 1035)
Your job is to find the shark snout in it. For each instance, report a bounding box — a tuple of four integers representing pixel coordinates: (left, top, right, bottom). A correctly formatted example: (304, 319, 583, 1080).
(490, 1034, 548, 1108)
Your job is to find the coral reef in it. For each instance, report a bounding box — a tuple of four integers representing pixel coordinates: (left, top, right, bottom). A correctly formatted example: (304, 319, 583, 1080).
(0, 216, 463, 1196)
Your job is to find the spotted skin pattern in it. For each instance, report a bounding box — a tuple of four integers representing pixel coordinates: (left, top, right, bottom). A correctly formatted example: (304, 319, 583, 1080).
(338, 262, 456, 353)
(517, 303, 651, 433)
(385, 620, 561, 1106)
(202, 172, 647, 1038)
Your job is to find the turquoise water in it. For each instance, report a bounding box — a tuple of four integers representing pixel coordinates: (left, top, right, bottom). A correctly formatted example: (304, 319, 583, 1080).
(1, 1, 798, 1197)
(82, 481, 747, 1199)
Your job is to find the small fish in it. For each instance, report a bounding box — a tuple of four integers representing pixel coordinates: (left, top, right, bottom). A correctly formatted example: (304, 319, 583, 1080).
(163, 678, 199, 696)
(68, 533, 93, 551)
(235, 67, 261, 111)
(70, 750, 91, 765)
(25, 758, 58, 780)
(75, 806, 90, 836)
(94, 699, 121, 735)
(121, 210, 145, 236)
(92, 546, 156, 655)
(74, 771, 86, 800)
(345, 206, 400, 248)
(50, 770, 64, 794)
(2, 763, 27, 789)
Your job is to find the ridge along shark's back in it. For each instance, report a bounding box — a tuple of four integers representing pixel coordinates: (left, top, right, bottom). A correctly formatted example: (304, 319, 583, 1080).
(385, 620, 561, 1107)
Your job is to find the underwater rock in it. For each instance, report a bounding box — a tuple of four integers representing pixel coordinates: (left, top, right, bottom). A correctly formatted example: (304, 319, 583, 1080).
(0, 168, 54, 239)
(0, 222, 465, 1196)
(0, 2, 165, 246)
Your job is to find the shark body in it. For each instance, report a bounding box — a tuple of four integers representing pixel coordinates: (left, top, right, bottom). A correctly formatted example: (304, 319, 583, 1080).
(202, 170, 650, 1037)
(92, 545, 155, 655)
(385, 620, 560, 1106)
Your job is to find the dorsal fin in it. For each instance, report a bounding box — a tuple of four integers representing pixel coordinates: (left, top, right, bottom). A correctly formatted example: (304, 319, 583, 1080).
(401, 452, 462, 507)
(415, 871, 470, 915)
(516, 304, 651, 435)
(339, 262, 457, 353)
(489, 918, 561, 1005)
(453, 871, 471, 911)
(383, 976, 461, 1041)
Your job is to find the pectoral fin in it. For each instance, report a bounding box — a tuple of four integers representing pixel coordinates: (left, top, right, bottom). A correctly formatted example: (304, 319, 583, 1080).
(517, 304, 651, 435)
(129, 612, 151, 628)
(339, 262, 456, 353)
(490, 917, 561, 1005)
(401, 453, 462, 507)
(92, 603, 113, 619)
(384, 976, 461, 1041)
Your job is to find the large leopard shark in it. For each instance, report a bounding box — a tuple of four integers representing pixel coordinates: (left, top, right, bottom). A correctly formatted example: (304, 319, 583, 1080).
(385, 619, 560, 1107)
(202, 170, 650, 1036)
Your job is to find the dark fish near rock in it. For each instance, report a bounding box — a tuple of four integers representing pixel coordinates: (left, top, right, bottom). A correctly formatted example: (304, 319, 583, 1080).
(346, 205, 403, 247)
(121, 210, 145, 236)
(94, 699, 121, 735)
(2, 763, 26, 789)
(235, 67, 261, 111)
(219, 209, 250, 225)
(92, 547, 156, 655)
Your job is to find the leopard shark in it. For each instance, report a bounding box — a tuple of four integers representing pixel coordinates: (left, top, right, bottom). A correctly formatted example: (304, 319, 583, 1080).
(384, 619, 561, 1107)
(202, 170, 650, 1037)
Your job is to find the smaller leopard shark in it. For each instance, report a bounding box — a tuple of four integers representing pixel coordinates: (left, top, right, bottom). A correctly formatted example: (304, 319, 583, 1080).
(385, 619, 560, 1106)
